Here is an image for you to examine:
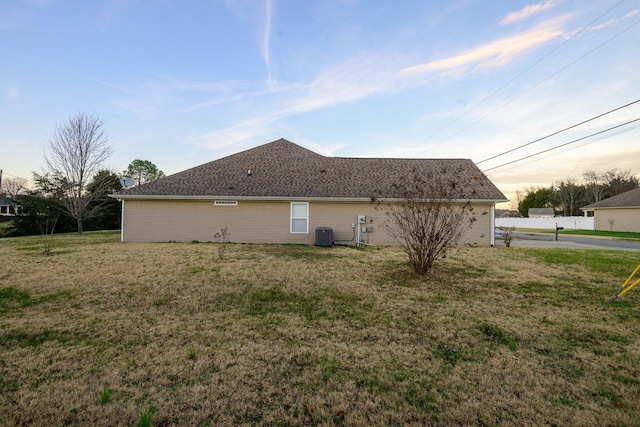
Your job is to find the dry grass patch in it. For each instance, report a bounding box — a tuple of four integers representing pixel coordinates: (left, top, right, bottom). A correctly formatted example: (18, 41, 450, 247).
(0, 232, 639, 425)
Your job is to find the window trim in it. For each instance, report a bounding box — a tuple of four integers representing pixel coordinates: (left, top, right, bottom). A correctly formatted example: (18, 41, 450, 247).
(290, 202, 309, 234)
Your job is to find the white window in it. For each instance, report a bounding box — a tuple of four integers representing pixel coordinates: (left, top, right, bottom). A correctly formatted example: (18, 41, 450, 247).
(290, 202, 309, 233)
(214, 201, 238, 206)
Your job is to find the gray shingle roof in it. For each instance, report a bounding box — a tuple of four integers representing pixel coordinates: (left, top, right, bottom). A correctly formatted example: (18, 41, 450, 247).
(0, 198, 19, 206)
(114, 138, 506, 201)
(582, 187, 640, 209)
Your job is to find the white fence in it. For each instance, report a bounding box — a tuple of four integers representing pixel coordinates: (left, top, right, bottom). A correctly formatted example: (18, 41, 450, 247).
(495, 216, 594, 230)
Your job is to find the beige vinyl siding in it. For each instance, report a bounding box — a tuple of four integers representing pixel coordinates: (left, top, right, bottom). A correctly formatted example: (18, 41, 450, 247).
(593, 208, 640, 232)
(122, 199, 495, 246)
(460, 203, 493, 245)
(308, 202, 492, 246)
(123, 200, 293, 243)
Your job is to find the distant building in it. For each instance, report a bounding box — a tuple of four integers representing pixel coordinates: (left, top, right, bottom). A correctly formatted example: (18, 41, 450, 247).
(581, 187, 640, 232)
(495, 209, 521, 218)
(0, 196, 20, 216)
(528, 208, 554, 218)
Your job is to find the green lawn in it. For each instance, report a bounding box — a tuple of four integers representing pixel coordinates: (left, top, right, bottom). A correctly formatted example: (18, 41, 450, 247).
(559, 229, 640, 240)
(0, 220, 13, 236)
(1, 233, 639, 425)
(514, 228, 640, 240)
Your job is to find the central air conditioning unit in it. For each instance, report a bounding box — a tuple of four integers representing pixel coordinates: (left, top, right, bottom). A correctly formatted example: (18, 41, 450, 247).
(315, 227, 333, 246)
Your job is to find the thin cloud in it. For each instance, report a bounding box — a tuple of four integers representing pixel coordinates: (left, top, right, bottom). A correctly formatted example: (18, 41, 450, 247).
(167, 77, 288, 93)
(173, 79, 303, 114)
(501, 0, 560, 25)
(193, 116, 275, 152)
(222, 0, 275, 83)
(195, 54, 397, 150)
(587, 9, 639, 31)
(398, 20, 565, 77)
(195, 117, 343, 160)
(261, 0, 273, 83)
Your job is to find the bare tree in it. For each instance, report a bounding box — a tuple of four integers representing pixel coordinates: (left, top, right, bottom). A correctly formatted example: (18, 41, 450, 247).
(214, 227, 230, 261)
(38, 113, 113, 234)
(552, 178, 583, 216)
(583, 170, 608, 204)
(1, 177, 27, 198)
(509, 190, 523, 211)
(378, 168, 477, 276)
(603, 169, 639, 196)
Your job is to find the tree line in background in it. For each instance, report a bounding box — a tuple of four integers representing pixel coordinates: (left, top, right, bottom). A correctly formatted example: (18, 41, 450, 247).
(0, 112, 164, 237)
(516, 169, 639, 217)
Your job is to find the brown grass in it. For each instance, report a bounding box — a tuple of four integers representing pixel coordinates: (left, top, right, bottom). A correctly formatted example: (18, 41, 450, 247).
(1, 232, 639, 426)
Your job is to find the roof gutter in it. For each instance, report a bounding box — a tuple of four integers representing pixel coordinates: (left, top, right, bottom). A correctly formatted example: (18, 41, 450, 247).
(374, 197, 507, 204)
(109, 194, 374, 202)
(109, 194, 507, 203)
(581, 205, 640, 211)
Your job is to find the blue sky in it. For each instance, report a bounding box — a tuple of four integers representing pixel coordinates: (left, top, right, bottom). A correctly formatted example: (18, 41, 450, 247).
(2, 0, 639, 206)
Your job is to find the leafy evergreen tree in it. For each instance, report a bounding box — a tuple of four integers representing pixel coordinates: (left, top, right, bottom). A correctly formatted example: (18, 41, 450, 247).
(84, 170, 122, 231)
(518, 187, 553, 217)
(123, 160, 165, 185)
(7, 192, 75, 236)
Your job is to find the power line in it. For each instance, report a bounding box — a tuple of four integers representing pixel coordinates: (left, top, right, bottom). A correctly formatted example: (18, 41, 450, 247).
(483, 118, 640, 173)
(484, 122, 640, 176)
(0, 170, 23, 179)
(406, 0, 625, 156)
(482, 117, 640, 173)
(549, 122, 640, 156)
(476, 98, 640, 164)
(419, 15, 640, 155)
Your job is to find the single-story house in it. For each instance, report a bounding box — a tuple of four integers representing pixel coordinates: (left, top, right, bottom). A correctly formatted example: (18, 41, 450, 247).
(110, 139, 507, 245)
(528, 208, 555, 218)
(581, 187, 640, 232)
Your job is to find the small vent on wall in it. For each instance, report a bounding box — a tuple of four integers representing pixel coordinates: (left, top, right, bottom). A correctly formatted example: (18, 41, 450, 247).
(214, 201, 238, 206)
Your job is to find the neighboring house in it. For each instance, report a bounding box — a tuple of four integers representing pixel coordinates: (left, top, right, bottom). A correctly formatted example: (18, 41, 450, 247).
(0, 196, 20, 216)
(581, 187, 640, 232)
(110, 139, 507, 245)
(528, 208, 555, 218)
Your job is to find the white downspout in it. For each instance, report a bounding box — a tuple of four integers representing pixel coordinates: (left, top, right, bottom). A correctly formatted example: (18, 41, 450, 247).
(490, 203, 496, 246)
(120, 199, 125, 243)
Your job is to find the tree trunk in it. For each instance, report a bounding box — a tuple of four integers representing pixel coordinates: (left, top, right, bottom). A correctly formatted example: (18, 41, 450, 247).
(77, 218, 83, 234)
